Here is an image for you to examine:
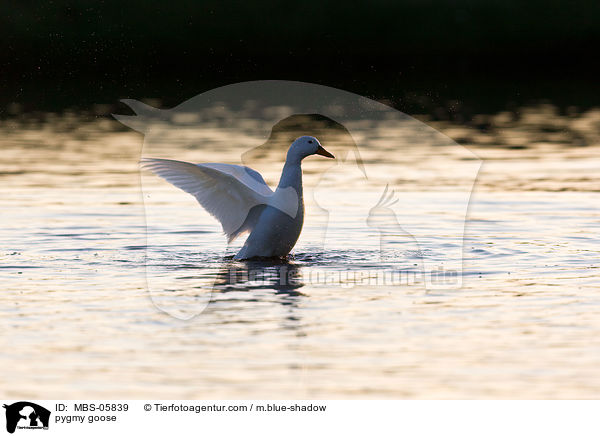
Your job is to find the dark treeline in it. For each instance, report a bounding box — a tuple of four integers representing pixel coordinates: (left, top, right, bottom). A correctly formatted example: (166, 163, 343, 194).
(2, 0, 599, 115)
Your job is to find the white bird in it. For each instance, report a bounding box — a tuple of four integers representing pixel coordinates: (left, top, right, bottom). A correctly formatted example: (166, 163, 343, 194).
(140, 136, 335, 260)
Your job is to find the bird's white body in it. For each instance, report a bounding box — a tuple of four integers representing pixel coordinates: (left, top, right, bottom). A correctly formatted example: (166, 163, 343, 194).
(141, 136, 334, 260)
(235, 159, 305, 259)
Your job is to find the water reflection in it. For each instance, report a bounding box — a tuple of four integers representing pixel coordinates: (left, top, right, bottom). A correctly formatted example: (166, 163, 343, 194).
(209, 259, 307, 335)
(213, 259, 305, 297)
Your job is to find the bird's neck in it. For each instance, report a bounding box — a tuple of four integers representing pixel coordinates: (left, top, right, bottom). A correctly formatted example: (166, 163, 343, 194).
(277, 160, 303, 196)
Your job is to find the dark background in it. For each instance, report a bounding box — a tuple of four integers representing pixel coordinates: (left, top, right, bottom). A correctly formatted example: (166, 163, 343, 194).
(2, 0, 599, 117)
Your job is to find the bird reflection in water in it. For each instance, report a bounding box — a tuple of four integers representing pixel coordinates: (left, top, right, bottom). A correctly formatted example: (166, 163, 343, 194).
(212, 258, 305, 298)
(210, 259, 307, 334)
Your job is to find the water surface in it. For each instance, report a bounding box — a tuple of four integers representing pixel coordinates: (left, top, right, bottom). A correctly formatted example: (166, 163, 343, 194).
(1, 104, 599, 398)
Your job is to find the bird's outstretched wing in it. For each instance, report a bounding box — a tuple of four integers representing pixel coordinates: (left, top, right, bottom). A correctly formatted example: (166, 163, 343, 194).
(140, 158, 273, 242)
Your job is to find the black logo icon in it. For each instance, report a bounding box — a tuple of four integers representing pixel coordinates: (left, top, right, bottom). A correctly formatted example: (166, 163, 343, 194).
(3, 402, 50, 434)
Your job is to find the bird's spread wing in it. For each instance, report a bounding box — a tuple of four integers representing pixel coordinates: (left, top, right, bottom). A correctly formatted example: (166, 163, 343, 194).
(140, 158, 273, 241)
(198, 163, 273, 197)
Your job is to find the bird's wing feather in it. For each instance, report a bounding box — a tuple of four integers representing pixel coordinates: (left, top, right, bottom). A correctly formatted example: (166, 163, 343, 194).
(140, 158, 272, 241)
(199, 163, 272, 196)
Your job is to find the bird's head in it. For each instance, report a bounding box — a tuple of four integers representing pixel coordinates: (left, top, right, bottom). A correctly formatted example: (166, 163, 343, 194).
(287, 136, 335, 162)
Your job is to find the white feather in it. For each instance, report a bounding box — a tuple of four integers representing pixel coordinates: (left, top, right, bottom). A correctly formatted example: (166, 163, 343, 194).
(140, 158, 271, 241)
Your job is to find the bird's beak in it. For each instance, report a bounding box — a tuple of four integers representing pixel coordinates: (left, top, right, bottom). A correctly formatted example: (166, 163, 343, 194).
(315, 145, 335, 159)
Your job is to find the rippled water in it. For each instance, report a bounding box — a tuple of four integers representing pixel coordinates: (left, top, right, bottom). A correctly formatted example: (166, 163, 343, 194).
(1, 102, 599, 398)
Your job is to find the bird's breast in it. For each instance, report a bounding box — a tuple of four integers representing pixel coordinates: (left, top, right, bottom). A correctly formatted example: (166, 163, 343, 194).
(269, 186, 301, 219)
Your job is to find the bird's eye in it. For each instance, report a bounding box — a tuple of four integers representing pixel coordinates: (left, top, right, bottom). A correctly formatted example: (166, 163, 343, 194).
(308, 140, 313, 144)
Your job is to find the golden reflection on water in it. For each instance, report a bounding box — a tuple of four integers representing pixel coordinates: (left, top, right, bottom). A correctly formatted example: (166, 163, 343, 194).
(1, 103, 599, 398)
